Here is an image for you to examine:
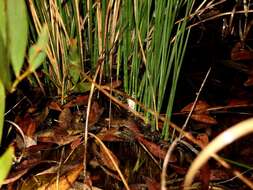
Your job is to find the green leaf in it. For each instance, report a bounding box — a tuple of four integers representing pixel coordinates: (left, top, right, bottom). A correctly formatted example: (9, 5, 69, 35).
(0, 80, 5, 144)
(28, 49, 47, 72)
(0, 146, 14, 186)
(28, 25, 49, 72)
(73, 81, 91, 93)
(35, 25, 49, 50)
(7, 0, 28, 77)
(69, 39, 81, 84)
(0, 0, 7, 45)
(0, 32, 11, 90)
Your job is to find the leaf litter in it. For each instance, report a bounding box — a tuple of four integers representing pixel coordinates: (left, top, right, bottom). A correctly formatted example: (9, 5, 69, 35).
(4, 13, 253, 190)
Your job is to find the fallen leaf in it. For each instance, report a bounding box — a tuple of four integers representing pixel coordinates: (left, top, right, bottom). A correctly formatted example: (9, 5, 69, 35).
(23, 144, 52, 157)
(88, 101, 104, 127)
(99, 165, 121, 181)
(63, 95, 89, 108)
(69, 181, 103, 190)
(244, 75, 253, 87)
(97, 128, 126, 142)
(23, 135, 37, 147)
(191, 114, 217, 125)
(58, 108, 72, 129)
(37, 164, 83, 190)
(129, 184, 147, 190)
(3, 169, 29, 185)
(102, 80, 122, 90)
(145, 177, 160, 190)
(93, 143, 120, 172)
(70, 137, 82, 150)
(196, 133, 209, 147)
(36, 127, 81, 145)
(35, 165, 60, 176)
(170, 164, 187, 175)
(227, 98, 250, 106)
(6, 158, 42, 183)
(231, 42, 253, 61)
(210, 169, 231, 181)
(199, 163, 210, 190)
(181, 100, 210, 113)
(136, 136, 177, 162)
(26, 120, 37, 137)
(36, 164, 82, 177)
(110, 119, 141, 135)
(48, 101, 62, 111)
(15, 113, 35, 136)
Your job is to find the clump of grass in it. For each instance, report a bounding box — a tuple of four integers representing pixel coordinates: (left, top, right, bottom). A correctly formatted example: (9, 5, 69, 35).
(118, 0, 194, 139)
(27, 0, 194, 139)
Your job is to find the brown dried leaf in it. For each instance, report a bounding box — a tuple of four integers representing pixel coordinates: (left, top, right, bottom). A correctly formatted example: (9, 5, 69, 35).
(3, 169, 29, 185)
(69, 182, 103, 190)
(26, 120, 37, 137)
(36, 127, 81, 145)
(15, 113, 35, 136)
(36, 105, 50, 122)
(70, 137, 82, 150)
(196, 133, 209, 147)
(136, 136, 177, 162)
(129, 184, 147, 190)
(64, 95, 89, 108)
(181, 100, 210, 113)
(3, 158, 42, 185)
(101, 80, 122, 91)
(231, 42, 253, 61)
(93, 143, 120, 172)
(170, 164, 187, 175)
(227, 98, 250, 106)
(100, 146, 119, 172)
(37, 164, 83, 190)
(244, 75, 253, 87)
(88, 101, 104, 127)
(23, 144, 52, 157)
(145, 177, 160, 190)
(100, 165, 121, 180)
(191, 114, 217, 125)
(48, 101, 62, 111)
(110, 119, 141, 135)
(97, 128, 126, 142)
(35, 165, 60, 176)
(199, 163, 210, 190)
(36, 127, 67, 142)
(210, 169, 231, 181)
(59, 108, 72, 129)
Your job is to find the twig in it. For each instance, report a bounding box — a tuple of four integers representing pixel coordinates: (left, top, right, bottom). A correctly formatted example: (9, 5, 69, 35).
(161, 138, 179, 190)
(180, 67, 212, 136)
(138, 142, 162, 170)
(89, 133, 130, 190)
(4, 96, 27, 116)
(161, 67, 211, 190)
(83, 64, 100, 189)
(184, 118, 253, 189)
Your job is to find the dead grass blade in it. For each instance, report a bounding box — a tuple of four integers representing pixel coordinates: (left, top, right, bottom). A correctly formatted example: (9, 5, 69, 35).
(184, 118, 253, 189)
(89, 133, 130, 190)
